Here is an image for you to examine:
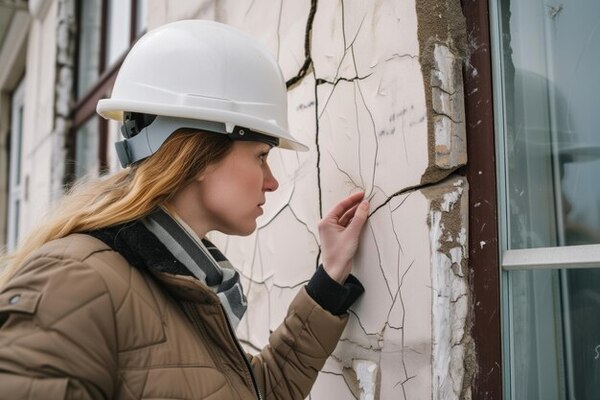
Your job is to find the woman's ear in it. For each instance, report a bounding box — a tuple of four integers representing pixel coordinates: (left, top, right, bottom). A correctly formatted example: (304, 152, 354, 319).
(195, 163, 216, 182)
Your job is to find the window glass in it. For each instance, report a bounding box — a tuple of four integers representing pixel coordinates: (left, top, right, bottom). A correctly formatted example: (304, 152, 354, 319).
(507, 269, 565, 399)
(507, 267, 600, 400)
(7, 79, 25, 251)
(77, 0, 102, 98)
(495, 0, 600, 399)
(14, 105, 23, 185)
(500, 0, 600, 250)
(136, 0, 148, 37)
(75, 117, 100, 179)
(106, 0, 132, 66)
(13, 200, 20, 248)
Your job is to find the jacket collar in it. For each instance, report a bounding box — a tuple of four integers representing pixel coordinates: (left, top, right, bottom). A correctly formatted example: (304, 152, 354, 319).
(88, 221, 220, 304)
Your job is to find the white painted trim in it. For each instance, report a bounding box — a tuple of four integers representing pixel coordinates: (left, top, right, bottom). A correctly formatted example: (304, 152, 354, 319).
(6, 77, 25, 251)
(29, 0, 53, 19)
(0, 10, 30, 90)
(502, 244, 600, 270)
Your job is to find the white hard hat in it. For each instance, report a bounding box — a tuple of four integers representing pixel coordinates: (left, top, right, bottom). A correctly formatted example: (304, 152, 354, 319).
(97, 20, 308, 167)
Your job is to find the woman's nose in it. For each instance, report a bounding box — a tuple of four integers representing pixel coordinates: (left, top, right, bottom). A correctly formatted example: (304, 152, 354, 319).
(263, 165, 279, 192)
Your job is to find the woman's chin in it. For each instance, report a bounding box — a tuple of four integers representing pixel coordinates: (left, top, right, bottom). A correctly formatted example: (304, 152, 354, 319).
(221, 221, 257, 237)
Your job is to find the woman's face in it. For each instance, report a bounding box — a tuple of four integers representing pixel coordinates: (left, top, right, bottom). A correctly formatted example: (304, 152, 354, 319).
(171, 140, 279, 237)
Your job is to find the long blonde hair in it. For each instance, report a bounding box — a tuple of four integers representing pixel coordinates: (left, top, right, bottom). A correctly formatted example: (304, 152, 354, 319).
(0, 128, 233, 286)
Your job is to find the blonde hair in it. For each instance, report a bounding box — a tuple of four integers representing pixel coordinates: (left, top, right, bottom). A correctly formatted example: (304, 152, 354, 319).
(0, 128, 233, 287)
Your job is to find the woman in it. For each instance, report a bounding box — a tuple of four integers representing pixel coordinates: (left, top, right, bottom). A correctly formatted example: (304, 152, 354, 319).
(0, 21, 369, 399)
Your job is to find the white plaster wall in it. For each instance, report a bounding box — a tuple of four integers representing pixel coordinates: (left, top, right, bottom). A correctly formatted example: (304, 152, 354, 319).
(150, 1, 470, 398)
(18, 0, 58, 244)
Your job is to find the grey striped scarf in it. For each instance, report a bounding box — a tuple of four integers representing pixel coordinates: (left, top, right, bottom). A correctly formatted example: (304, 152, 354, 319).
(141, 207, 247, 329)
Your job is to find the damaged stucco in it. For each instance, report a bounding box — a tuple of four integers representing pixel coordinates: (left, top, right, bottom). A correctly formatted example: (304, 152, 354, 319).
(423, 177, 474, 400)
(52, 0, 75, 201)
(149, 0, 472, 398)
(416, 0, 467, 183)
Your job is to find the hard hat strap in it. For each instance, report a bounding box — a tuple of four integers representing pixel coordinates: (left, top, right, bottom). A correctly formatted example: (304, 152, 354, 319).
(115, 115, 279, 167)
(121, 112, 157, 138)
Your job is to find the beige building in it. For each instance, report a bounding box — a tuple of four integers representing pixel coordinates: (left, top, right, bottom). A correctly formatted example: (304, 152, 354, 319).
(2, 0, 600, 399)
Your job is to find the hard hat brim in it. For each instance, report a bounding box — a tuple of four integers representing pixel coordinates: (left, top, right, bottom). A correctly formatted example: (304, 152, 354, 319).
(97, 98, 309, 152)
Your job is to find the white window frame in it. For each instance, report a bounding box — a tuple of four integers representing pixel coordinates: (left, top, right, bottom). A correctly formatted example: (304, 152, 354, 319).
(489, 1, 600, 398)
(7, 78, 25, 251)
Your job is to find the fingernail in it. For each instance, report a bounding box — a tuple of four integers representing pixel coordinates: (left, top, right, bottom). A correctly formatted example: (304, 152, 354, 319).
(360, 200, 369, 209)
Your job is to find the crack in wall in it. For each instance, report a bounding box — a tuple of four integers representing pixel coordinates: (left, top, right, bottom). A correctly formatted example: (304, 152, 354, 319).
(184, 1, 475, 398)
(433, 110, 464, 125)
(369, 177, 452, 218)
(275, 0, 283, 62)
(285, 0, 317, 89)
(315, 73, 373, 86)
(348, 42, 379, 200)
(312, 68, 323, 219)
(367, 223, 394, 300)
(328, 151, 363, 192)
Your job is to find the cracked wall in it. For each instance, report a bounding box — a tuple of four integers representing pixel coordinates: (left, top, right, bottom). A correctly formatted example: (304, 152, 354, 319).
(150, 1, 471, 398)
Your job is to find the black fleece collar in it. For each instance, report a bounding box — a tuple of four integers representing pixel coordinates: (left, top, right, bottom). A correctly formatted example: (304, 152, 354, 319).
(87, 221, 193, 278)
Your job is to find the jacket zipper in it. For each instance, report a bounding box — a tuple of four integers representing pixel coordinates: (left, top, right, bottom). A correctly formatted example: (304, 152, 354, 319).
(219, 305, 264, 400)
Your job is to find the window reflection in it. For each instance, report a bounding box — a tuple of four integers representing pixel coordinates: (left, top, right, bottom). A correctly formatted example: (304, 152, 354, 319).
(504, 1, 600, 249)
(136, 0, 148, 37)
(77, 0, 101, 98)
(498, 0, 600, 399)
(75, 117, 100, 178)
(106, 0, 132, 66)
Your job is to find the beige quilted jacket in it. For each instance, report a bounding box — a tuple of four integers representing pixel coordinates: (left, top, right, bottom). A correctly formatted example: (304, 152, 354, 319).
(0, 234, 348, 399)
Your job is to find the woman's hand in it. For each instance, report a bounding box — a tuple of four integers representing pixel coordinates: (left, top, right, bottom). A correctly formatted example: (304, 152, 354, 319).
(319, 191, 370, 284)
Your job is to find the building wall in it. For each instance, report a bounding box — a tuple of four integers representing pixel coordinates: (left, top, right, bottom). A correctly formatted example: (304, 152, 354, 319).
(19, 0, 58, 239)
(0, 0, 75, 250)
(0, 0, 60, 247)
(0, 7, 31, 249)
(149, 1, 472, 399)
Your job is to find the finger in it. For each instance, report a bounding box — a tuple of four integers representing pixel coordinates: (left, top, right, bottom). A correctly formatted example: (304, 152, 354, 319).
(325, 191, 365, 220)
(347, 199, 370, 235)
(338, 203, 360, 227)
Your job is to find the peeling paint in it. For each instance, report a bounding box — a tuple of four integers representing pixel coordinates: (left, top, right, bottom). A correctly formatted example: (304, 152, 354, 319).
(423, 177, 474, 400)
(52, 0, 75, 199)
(415, 0, 467, 183)
(431, 44, 467, 170)
(353, 360, 379, 400)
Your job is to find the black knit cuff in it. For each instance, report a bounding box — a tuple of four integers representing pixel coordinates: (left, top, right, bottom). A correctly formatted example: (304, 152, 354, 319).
(305, 265, 365, 316)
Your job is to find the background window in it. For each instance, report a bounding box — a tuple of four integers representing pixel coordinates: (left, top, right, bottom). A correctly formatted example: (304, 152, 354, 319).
(7, 78, 25, 251)
(74, 117, 100, 179)
(76, 0, 101, 99)
(105, 0, 132, 67)
(71, 0, 147, 181)
(492, 0, 600, 399)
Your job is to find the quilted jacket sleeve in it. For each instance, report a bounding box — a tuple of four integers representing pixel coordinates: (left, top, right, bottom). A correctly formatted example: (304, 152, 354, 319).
(0, 255, 118, 399)
(249, 287, 349, 400)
